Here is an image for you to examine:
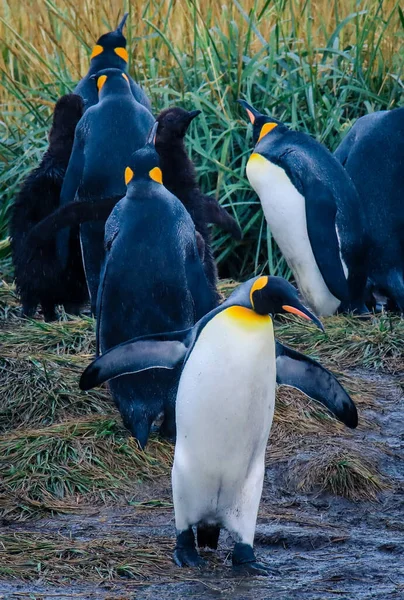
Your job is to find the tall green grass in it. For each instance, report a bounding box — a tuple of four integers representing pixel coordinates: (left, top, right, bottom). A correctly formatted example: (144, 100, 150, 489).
(0, 0, 403, 279)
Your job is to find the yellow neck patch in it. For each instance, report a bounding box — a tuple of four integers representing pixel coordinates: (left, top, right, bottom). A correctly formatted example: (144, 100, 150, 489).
(250, 276, 269, 307)
(122, 73, 129, 83)
(125, 167, 134, 185)
(258, 122, 278, 142)
(115, 47, 129, 62)
(223, 305, 271, 328)
(97, 75, 107, 92)
(149, 167, 163, 184)
(91, 45, 104, 59)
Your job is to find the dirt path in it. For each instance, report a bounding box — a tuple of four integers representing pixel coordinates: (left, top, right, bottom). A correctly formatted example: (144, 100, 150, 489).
(0, 370, 403, 600)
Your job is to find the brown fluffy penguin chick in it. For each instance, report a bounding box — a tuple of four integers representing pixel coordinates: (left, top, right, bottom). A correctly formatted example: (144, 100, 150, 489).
(10, 94, 88, 321)
(155, 107, 241, 300)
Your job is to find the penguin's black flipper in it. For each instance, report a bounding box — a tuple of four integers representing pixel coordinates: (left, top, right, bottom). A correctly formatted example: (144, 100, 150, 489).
(80, 330, 193, 391)
(304, 179, 350, 304)
(275, 341, 358, 428)
(25, 197, 117, 255)
(202, 194, 242, 240)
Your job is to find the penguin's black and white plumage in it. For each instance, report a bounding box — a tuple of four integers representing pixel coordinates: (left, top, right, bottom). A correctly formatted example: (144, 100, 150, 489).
(334, 108, 404, 311)
(93, 124, 217, 447)
(59, 68, 154, 312)
(80, 275, 358, 575)
(74, 12, 151, 112)
(239, 100, 369, 317)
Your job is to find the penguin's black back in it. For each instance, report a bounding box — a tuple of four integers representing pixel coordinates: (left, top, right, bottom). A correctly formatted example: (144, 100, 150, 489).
(97, 178, 217, 447)
(335, 109, 404, 309)
(68, 85, 154, 202)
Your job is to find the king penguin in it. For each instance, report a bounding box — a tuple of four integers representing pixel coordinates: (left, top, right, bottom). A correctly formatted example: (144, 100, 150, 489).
(94, 122, 217, 447)
(59, 68, 154, 312)
(334, 108, 404, 311)
(80, 275, 357, 575)
(74, 12, 151, 112)
(239, 100, 369, 317)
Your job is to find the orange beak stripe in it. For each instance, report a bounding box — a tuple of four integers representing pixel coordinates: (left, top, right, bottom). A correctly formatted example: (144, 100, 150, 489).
(282, 305, 311, 321)
(246, 108, 255, 124)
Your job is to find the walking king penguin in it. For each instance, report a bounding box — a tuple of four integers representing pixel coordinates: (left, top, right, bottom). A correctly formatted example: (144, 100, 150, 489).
(74, 12, 151, 111)
(94, 123, 217, 448)
(59, 68, 154, 312)
(334, 109, 404, 311)
(80, 275, 358, 575)
(239, 100, 369, 317)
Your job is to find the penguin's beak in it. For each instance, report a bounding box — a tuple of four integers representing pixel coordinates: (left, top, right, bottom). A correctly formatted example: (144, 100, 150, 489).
(186, 109, 202, 123)
(237, 99, 261, 125)
(116, 12, 129, 34)
(146, 121, 159, 146)
(282, 302, 324, 332)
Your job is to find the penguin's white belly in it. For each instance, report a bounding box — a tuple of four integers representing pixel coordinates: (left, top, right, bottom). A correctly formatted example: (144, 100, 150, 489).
(246, 156, 341, 316)
(172, 307, 275, 534)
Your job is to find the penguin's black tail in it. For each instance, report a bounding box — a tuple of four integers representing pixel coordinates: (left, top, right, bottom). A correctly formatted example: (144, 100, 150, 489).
(197, 525, 220, 549)
(372, 269, 404, 312)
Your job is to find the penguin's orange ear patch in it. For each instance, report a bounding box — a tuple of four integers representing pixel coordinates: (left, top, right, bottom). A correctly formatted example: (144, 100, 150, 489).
(149, 167, 163, 184)
(250, 276, 269, 306)
(122, 73, 129, 83)
(115, 47, 129, 62)
(125, 166, 134, 185)
(258, 122, 277, 142)
(97, 75, 107, 92)
(91, 45, 104, 59)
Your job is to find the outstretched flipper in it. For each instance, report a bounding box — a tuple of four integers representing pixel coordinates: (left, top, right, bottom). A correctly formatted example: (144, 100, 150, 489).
(25, 197, 118, 258)
(275, 341, 358, 428)
(202, 194, 242, 240)
(80, 329, 193, 391)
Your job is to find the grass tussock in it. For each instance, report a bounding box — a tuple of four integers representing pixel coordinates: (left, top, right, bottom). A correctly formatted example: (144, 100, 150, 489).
(275, 313, 404, 374)
(288, 446, 390, 501)
(0, 532, 173, 581)
(0, 417, 172, 519)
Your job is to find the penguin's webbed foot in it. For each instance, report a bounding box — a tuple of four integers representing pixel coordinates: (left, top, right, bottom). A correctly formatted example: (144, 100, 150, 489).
(232, 542, 272, 577)
(174, 528, 205, 569)
(173, 547, 205, 568)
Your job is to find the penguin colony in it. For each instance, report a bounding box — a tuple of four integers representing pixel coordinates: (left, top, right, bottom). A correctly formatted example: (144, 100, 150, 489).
(10, 12, 402, 576)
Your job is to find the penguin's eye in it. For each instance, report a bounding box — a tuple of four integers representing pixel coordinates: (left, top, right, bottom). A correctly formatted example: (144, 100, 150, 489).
(258, 123, 278, 142)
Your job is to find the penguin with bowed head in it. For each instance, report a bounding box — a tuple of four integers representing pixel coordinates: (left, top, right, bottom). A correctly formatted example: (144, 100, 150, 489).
(59, 68, 154, 313)
(238, 100, 369, 317)
(334, 108, 404, 312)
(74, 12, 151, 112)
(80, 275, 358, 575)
(94, 122, 217, 447)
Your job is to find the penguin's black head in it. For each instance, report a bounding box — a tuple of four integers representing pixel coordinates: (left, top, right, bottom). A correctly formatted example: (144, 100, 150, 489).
(156, 107, 201, 145)
(90, 13, 129, 65)
(238, 99, 286, 146)
(90, 68, 131, 98)
(249, 276, 324, 330)
(125, 122, 164, 187)
(48, 94, 84, 161)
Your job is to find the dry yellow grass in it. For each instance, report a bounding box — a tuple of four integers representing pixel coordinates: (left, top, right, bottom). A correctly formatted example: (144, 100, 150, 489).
(0, 0, 401, 102)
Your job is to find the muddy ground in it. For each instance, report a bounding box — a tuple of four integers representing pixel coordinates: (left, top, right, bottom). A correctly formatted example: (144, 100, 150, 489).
(0, 369, 403, 600)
